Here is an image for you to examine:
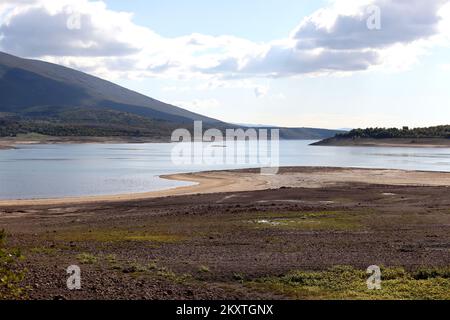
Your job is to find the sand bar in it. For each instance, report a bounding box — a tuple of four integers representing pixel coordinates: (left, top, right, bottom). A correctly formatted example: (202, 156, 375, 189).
(1, 167, 450, 207)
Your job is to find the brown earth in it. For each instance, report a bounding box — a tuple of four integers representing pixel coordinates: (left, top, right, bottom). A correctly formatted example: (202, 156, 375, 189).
(0, 167, 449, 300)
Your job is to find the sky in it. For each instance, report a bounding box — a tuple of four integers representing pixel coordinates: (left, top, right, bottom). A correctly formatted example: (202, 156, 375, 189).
(0, 0, 450, 129)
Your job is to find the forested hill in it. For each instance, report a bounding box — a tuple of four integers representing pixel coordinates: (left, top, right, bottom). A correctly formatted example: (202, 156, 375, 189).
(312, 125, 450, 147)
(335, 126, 450, 139)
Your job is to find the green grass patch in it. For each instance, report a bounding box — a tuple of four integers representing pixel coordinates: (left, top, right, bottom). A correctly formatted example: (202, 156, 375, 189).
(55, 228, 185, 243)
(248, 266, 450, 300)
(29, 247, 57, 256)
(121, 262, 192, 284)
(14, 133, 50, 140)
(76, 253, 98, 265)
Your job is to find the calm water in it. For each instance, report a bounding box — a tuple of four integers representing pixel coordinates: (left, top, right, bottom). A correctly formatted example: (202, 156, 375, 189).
(0, 140, 449, 200)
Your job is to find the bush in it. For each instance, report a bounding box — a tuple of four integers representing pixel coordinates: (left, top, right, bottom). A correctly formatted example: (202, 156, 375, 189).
(0, 230, 26, 299)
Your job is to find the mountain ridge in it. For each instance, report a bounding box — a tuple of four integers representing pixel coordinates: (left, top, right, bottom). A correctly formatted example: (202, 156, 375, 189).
(0, 51, 219, 123)
(0, 51, 344, 140)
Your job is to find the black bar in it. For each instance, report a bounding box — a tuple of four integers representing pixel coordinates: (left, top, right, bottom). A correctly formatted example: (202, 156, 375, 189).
(0, 300, 448, 319)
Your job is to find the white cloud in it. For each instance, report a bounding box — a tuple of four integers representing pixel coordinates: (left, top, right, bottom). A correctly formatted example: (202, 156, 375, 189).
(1, 0, 449, 81)
(199, 0, 450, 78)
(170, 99, 221, 111)
(293, 0, 446, 50)
(0, 0, 153, 57)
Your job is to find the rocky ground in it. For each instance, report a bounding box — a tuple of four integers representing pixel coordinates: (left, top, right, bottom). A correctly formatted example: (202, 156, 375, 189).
(1, 178, 449, 300)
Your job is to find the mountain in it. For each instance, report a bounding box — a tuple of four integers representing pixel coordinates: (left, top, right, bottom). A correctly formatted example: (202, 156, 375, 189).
(0, 51, 223, 139)
(0, 51, 343, 140)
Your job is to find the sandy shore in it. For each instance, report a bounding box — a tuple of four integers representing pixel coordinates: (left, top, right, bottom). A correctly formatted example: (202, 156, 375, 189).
(0, 136, 172, 150)
(0, 141, 15, 150)
(1, 167, 450, 207)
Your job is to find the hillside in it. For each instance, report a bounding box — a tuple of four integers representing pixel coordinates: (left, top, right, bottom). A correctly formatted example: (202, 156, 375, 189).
(0, 51, 343, 141)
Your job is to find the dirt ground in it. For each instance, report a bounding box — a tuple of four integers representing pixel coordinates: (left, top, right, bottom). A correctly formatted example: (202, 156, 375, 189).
(1, 167, 449, 300)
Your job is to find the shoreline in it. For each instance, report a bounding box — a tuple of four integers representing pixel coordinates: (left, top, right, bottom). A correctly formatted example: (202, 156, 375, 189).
(0, 170, 270, 207)
(312, 137, 450, 148)
(0, 136, 173, 150)
(2, 166, 450, 207)
(0, 142, 16, 150)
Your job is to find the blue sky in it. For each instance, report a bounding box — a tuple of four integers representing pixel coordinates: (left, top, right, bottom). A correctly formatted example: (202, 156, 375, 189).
(1, 0, 450, 128)
(104, 0, 326, 41)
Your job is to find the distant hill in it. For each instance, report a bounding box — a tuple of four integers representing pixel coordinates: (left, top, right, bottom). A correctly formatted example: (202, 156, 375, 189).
(0, 51, 342, 141)
(334, 126, 450, 139)
(312, 126, 450, 147)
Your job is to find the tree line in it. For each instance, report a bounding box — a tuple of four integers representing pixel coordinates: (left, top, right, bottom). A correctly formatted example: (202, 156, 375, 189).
(337, 125, 450, 139)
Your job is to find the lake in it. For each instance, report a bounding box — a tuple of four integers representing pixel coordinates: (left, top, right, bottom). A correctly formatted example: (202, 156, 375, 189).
(0, 140, 449, 200)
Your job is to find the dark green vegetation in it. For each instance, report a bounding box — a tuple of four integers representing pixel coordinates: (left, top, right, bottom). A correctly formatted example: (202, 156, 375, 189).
(0, 51, 343, 140)
(337, 125, 450, 139)
(313, 125, 450, 146)
(0, 230, 26, 299)
(0, 112, 189, 139)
